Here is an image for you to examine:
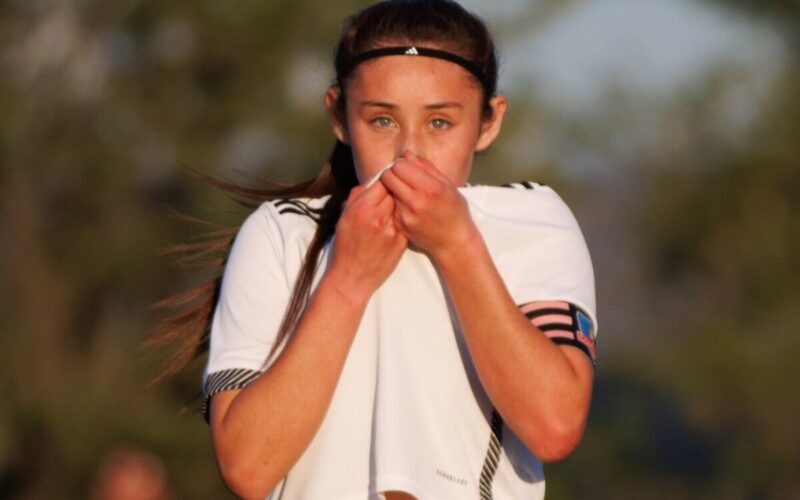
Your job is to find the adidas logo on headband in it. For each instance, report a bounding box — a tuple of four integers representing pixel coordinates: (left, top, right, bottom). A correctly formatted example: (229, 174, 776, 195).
(342, 46, 489, 93)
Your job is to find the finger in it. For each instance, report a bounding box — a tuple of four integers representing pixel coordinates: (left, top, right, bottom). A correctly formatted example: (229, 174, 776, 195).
(390, 156, 436, 191)
(386, 232, 409, 260)
(375, 188, 395, 216)
(399, 151, 446, 177)
(391, 196, 415, 232)
(346, 184, 365, 202)
(405, 151, 452, 185)
(390, 157, 452, 203)
(380, 166, 415, 204)
(364, 160, 397, 189)
(356, 178, 391, 206)
(395, 151, 454, 189)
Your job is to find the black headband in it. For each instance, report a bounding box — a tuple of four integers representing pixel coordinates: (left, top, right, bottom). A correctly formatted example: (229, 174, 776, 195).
(341, 46, 488, 92)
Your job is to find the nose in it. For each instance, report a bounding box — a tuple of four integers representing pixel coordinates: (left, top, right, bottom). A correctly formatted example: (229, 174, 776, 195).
(395, 128, 423, 159)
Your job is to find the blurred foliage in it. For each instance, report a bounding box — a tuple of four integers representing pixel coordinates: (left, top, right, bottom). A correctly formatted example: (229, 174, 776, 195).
(0, 1, 371, 497)
(545, 2, 800, 498)
(0, 0, 798, 498)
(710, 0, 800, 45)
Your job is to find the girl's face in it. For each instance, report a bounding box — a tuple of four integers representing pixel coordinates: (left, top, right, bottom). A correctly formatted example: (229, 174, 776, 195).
(326, 51, 507, 186)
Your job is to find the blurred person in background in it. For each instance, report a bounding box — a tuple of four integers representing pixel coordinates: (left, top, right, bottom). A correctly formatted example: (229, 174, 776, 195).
(90, 447, 171, 500)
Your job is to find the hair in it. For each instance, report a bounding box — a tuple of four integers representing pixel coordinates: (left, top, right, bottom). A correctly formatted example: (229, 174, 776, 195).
(147, 0, 500, 379)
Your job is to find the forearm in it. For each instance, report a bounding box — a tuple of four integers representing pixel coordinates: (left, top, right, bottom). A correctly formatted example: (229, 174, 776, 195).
(210, 274, 368, 497)
(432, 231, 593, 461)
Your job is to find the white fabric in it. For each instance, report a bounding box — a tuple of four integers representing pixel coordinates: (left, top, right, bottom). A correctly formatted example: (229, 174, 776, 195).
(204, 184, 597, 499)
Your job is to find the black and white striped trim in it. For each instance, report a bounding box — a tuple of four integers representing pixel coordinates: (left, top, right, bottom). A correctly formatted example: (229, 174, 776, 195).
(479, 409, 504, 499)
(274, 199, 320, 222)
(501, 181, 541, 190)
(202, 368, 262, 422)
(525, 304, 597, 367)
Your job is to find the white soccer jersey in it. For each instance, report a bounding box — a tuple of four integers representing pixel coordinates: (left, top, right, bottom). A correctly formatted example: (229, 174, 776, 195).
(203, 183, 597, 500)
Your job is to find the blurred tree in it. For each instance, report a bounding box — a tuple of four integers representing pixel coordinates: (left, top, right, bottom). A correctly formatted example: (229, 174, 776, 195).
(556, 0, 799, 497)
(543, 0, 800, 498)
(710, 0, 800, 45)
(0, 1, 575, 498)
(0, 1, 370, 497)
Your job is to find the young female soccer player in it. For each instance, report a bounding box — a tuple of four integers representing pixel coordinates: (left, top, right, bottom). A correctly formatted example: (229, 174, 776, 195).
(160, 1, 597, 498)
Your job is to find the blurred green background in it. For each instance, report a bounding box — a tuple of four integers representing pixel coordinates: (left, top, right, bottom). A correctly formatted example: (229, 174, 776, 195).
(1, 0, 798, 498)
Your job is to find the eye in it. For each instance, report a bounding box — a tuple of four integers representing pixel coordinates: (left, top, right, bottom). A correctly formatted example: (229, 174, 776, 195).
(430, 118, 450, 130)
(372, 117, 395, 128)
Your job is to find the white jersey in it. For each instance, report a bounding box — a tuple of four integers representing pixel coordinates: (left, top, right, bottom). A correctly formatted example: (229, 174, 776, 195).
(204, 183, 597, 499)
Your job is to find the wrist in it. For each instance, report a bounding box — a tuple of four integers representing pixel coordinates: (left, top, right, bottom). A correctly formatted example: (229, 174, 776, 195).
(429, 223, 484, 267)
(318, 269, 373, 309)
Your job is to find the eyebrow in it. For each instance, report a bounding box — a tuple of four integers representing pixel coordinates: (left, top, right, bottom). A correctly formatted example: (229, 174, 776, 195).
(359, 100, 464, 110)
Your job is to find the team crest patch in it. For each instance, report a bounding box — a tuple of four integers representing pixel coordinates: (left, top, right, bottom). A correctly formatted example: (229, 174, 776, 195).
(575, 310, 597, 358)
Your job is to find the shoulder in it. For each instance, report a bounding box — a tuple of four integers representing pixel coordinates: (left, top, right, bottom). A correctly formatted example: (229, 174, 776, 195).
(460, 181, 577, 226)
(498, 181, 547, 191)
(269, 197, 327, 221)
(462, 180, 558, 200)
(467, 182, 597, 333)
(242, 195, 329, 236)
(462, 180, 547, 191)
(226, 195, 329, 264)
(251, 195, 328, 223)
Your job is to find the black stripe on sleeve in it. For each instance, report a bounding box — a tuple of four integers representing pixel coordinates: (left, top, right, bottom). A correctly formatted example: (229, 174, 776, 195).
(551, 338, 596, 367)
(277, 207, 311, 217)
(500, 181, 542, 190)
(524, 308, 571, 320)
(522, 302, 597, 367)
(202, 368, 262, 422)
(274, 199, 320, 222)
(538, 323, 576, 332)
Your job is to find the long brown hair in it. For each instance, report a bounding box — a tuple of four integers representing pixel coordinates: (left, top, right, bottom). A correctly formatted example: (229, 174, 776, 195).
(148, 0, 500, 378)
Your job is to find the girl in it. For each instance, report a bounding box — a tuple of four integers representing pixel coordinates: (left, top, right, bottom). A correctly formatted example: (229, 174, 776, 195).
(158, 1, 597, 498)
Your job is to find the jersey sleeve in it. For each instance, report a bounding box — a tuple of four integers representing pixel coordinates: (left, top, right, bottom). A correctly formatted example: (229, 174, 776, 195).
(521, 301, 597, 367)
(202, 203, 292, 420)
(464, 183, 598, 345)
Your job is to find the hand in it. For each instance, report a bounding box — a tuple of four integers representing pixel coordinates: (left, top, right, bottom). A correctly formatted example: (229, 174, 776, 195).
(325, 181, 408, 303)
(380, 151, 479, 260)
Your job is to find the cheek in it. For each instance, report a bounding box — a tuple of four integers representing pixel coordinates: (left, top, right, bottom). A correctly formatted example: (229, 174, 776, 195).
(343, 112, 375, 182)
(349, 132, 392, 183)
(433, 130, 480, 183)
(427, 149, 472, 186)
(350, 145, 371, 184)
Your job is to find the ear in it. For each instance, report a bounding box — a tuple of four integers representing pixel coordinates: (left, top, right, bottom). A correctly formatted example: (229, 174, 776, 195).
(475, 95, 508, 152)
(325, 87, 350, 145)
